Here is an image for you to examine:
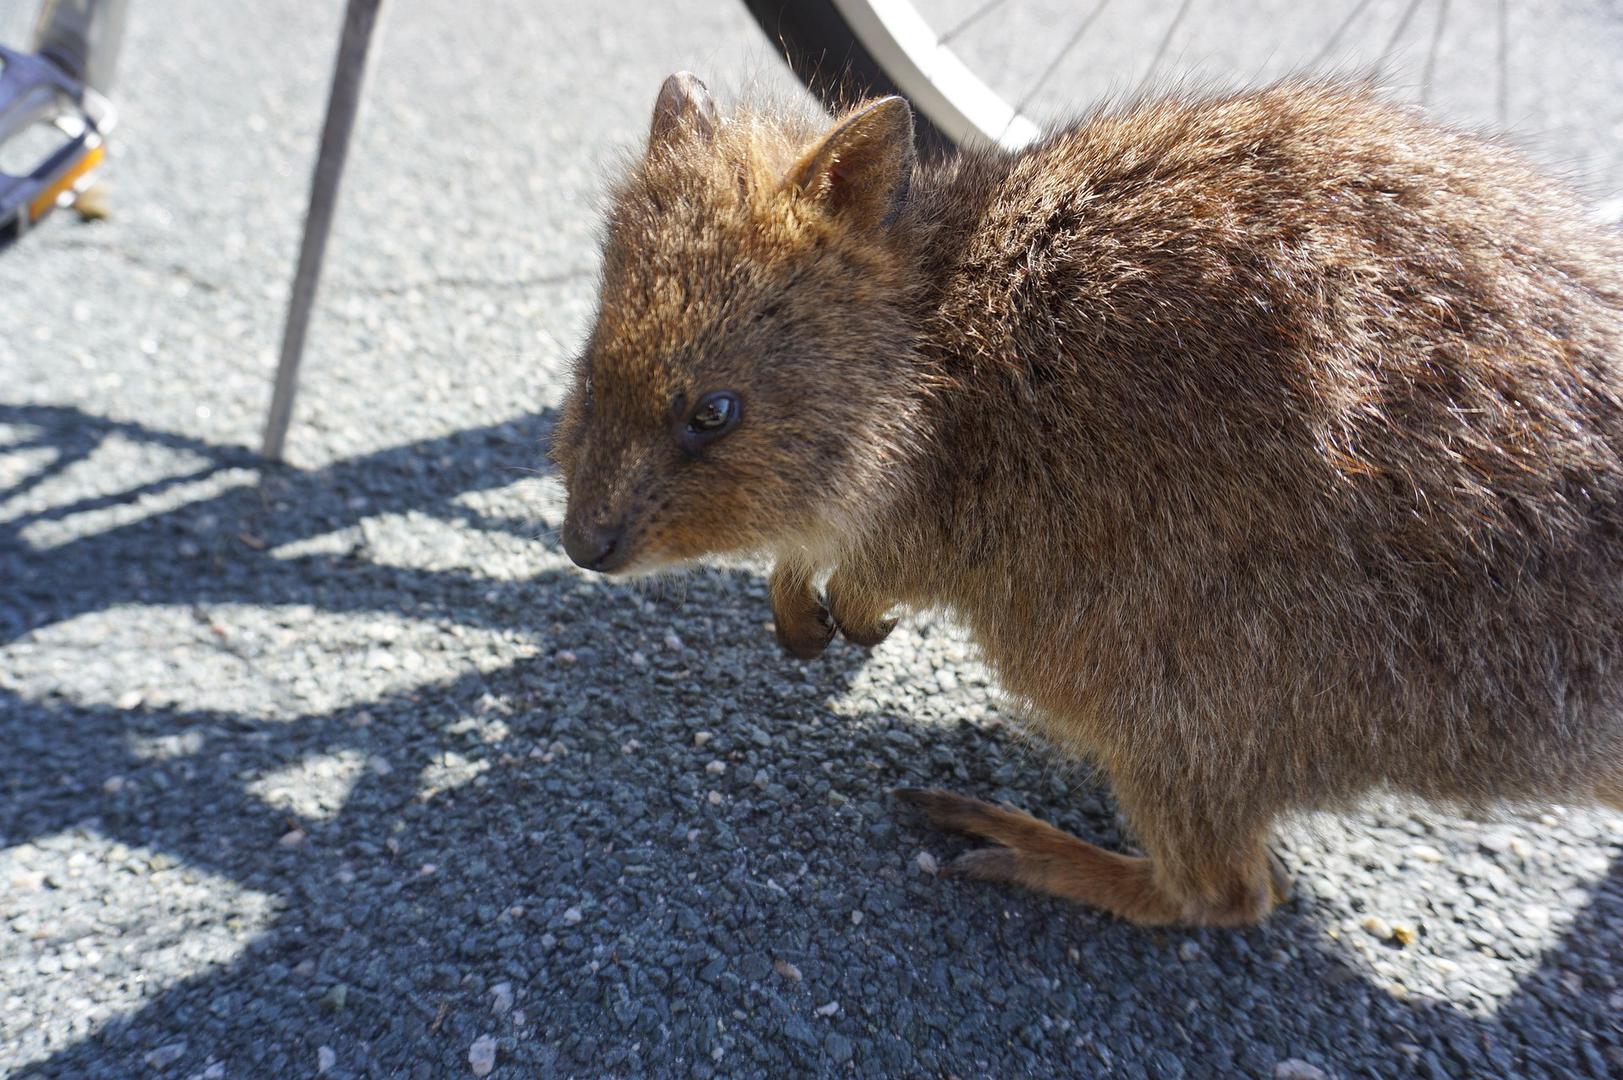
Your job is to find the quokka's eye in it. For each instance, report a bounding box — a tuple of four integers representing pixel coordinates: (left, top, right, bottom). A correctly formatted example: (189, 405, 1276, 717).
(681, 390, 742, 453)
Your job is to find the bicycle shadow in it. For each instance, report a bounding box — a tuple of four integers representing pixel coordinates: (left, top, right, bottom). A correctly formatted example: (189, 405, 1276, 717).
(1, 404, 1617, 1077)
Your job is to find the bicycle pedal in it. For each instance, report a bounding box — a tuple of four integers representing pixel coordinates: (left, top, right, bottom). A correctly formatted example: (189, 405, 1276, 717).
(0, 44, 115, 251)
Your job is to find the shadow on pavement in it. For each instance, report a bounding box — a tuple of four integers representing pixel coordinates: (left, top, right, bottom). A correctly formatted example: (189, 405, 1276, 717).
(1, 404, 1616, 1078)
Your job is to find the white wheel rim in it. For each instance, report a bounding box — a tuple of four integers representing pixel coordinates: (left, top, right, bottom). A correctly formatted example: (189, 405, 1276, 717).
(831, 0, 1044, 151)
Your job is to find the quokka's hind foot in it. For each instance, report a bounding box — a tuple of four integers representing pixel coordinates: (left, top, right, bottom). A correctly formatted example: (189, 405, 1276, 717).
(893, 787, 1290, 928)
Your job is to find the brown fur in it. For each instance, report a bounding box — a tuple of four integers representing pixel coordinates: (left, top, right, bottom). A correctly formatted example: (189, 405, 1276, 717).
(552, 74, 1623, 927)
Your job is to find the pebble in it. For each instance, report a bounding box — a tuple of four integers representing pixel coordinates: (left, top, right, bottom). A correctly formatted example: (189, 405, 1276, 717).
(145, 1043, 187, 1069)
(914, 851, 940, 876)
(815, 1001, 839, 1017)
(468, 1034, 497, 1077)
(1273, 1059, 1330, 1080)
(705, 760, 726, 775)
(693, 731, 713, 747)
(1360, 916, 1392, 940)
(1178, 940, 1201, 962)
(773, 959, 803, 982)
(278, 829, 306, 848)
(561, 906, 583, 926)
(491, 981, 514, 1017)
(707, 790, 723, 806)
(317, 1046, 336, 1074)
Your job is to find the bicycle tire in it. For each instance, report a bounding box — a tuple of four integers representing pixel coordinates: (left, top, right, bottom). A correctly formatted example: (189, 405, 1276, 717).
(741, 0, 955, 155)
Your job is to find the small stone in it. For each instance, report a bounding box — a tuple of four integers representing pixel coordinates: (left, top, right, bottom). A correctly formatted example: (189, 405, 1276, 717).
(773, 959, 803, 982)
(850, 911, 863, 926)
(369, 755, 393, 776)
(815, 1001, 839, 1017)
(320, 984, 349, 1011)
(561, 906, 583, 926)
(102, 776, 126, 794)
(693, 731, 713, 747)
(826, 1033, 854, 1064)
(556, 650, 577, 666)
(1391, 922, 1417, 947)
(9, 868, 45, 892)
(279, 829, 306, 848)
(491, 981, 513, 1017)
(116, 691, 143, 710)
(317, 1046, 336, 1074)
(705, 760, 726, 775)
(1273, 1059, 1330, 1080)
(1408, 844, 1443, 863)
(144, 1042, 187, 1069)
(1178, 940, 1201, 962)
(664, 632, 683, 651)
(914, 851, 940, 876)
(1360, 916, 1392, 940)
(707, 790, 723, 806)
(468, 1034, 497, 1077)
(419, 863, 437, 877)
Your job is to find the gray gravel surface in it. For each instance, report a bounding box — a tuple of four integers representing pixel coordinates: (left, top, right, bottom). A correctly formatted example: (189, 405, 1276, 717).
(2, 2, 1620, 1078)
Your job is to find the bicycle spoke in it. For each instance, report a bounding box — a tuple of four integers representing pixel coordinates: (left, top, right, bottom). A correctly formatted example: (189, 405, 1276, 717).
(1307, 0, 1377, 70)
(1137, 0, 1196, 94)
(1013, 0, 1112, 115)
(1373, 0, 1428, 81)
(1421, 0, 1449, 105)
(938, 0, 1015, 47)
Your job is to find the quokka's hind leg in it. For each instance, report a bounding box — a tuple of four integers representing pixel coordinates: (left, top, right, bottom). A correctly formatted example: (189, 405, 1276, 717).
(894, 788, 1290, 927)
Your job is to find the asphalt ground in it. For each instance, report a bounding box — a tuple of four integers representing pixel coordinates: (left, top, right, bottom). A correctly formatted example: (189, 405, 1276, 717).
(1, 2, 1620, 1077)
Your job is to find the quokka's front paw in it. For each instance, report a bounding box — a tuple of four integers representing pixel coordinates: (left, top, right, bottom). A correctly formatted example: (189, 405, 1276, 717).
(825, 570, 896, 648)
(775, 598, 836, 659)
(769, 562, 835, 659)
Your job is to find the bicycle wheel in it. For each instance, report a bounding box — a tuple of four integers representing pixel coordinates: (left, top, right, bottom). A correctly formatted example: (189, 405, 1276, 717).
(744, 0, 1039, 155)
(744, 1, 1623, 195)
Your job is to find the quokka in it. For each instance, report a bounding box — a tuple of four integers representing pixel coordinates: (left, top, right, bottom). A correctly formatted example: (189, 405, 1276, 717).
(551, 72, 1623, 926)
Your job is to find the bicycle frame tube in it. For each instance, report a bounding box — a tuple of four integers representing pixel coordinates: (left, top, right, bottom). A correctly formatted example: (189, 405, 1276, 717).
(32, 0, 128, 92)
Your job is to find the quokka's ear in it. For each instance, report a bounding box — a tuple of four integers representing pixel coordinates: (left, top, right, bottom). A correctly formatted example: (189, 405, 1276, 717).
(649, 72, 719, 152)
(786, 96, 915, 230)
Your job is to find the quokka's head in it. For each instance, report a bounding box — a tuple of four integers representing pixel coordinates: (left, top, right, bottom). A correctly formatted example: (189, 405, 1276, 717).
(551, 73, 927, 576)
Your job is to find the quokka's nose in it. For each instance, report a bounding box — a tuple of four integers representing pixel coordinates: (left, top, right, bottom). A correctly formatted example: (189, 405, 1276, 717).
(563, 521, 625, 572)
